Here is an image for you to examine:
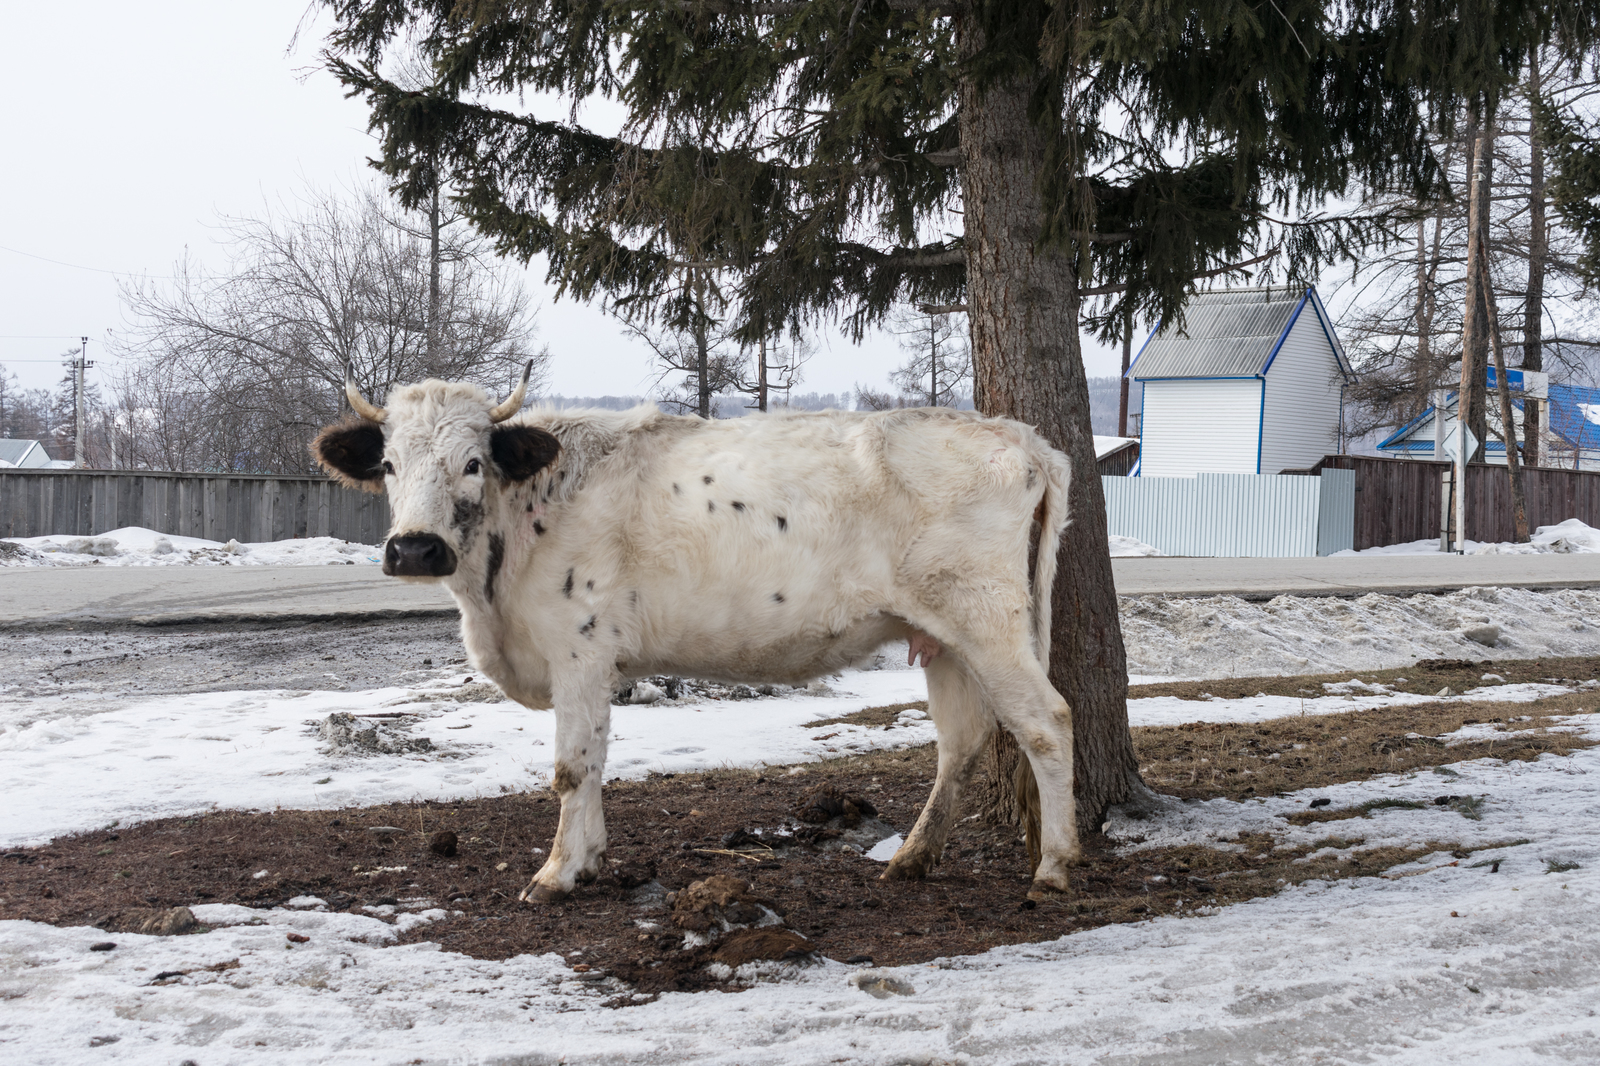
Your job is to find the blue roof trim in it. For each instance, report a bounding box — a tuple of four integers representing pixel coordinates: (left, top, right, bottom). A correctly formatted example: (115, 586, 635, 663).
(1377, 404, 1438, 450)
(1134, 375, 1262, 382)
(1259, 290, 1309, 377)
(1305, 288, 1356, 380)
(1123, 318, 1163, 380)
(1255, 378, 1265, 473)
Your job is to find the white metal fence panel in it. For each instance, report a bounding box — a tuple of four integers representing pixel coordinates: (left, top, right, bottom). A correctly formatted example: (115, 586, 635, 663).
(1102, 472, 1352, 557)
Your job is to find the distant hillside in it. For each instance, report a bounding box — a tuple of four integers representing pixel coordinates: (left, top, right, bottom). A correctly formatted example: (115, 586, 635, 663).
(1087, 376, 1140, 436)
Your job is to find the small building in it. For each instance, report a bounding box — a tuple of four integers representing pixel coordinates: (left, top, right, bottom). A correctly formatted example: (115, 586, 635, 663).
(0, 439, 61, 469)
(1126, 286, 1356, 477)
(1094, 435, 1140, 477)
(1376, 376, 1600, 468)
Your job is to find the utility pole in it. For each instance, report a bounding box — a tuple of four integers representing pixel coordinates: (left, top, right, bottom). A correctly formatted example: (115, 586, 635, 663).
(63, 337, 95, 468)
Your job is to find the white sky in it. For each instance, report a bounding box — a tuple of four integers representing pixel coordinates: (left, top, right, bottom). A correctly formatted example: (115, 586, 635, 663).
(0, 1, 1124, 404)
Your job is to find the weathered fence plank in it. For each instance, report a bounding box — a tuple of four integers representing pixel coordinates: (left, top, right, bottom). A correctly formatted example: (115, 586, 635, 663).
(1314, 455, 1600, 549)
(0, 470, 390, 544)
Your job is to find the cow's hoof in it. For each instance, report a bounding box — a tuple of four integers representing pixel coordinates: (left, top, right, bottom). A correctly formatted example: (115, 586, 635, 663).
(518, 882, 570, 903)
(1026, 879, 1070, 901)
(880, 851, 933, 881)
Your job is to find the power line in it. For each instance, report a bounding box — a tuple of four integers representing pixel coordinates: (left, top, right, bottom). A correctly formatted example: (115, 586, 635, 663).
(0, 243, 179, 280)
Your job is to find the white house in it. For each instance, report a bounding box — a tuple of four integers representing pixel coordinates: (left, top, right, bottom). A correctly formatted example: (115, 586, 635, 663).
(0, 439, 67, 469)
(1126, 286, 1355, 476)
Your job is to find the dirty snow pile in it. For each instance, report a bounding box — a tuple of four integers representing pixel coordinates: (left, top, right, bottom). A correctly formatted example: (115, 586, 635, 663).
(1124, 585, 1600, 679)
(1109, 533, 1163, 557)
(0, 526, 382, 567)
(1335, 518, 1600, 557)
(4, 684, 1600, 1062)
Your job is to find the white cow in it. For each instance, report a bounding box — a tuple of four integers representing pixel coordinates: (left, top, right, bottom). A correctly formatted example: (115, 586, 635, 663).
(313, 367, 1078, 900)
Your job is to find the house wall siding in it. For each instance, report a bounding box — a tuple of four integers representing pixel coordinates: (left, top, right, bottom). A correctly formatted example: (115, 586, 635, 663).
(1258, 311, 1344, 474)
(1139, 379, 1261, 477)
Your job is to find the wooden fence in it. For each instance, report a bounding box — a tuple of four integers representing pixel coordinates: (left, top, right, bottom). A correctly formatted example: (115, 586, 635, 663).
(1310, 454, 1600, 549)
(0, 469, 391, 544)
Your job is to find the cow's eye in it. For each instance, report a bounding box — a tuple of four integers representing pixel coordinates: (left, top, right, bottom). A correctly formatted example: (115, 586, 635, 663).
(465, 458, 481, 476)
(382, 460, 395, 475)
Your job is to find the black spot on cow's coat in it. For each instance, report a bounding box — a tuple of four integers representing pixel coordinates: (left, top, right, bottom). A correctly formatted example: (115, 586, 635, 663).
(563, 569, 574, 598)
(777, 516, 788, 532)
(452, 498, 485, 537)
(490, 425, 561, 481)
(533, 520, 545, 536)
(672, 483, 681, 495)
(485, 533, 504, 602)
(732, 501, 745, 512)
(707, 501, 716, 513)
(611, 625, 621, 636)
(310, 420, 385, 491)
(579, 616, 596, 637)
(526, 503, 534, 513)
(585, 580, 594, 591)
(772, 593, 785, 603)
(629, 591, 638, 607)
(702, 475, 713, 484)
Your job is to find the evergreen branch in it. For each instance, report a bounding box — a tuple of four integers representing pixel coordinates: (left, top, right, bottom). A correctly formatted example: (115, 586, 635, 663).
(917, 302, 968, 313)
(667, 1, 960, 14)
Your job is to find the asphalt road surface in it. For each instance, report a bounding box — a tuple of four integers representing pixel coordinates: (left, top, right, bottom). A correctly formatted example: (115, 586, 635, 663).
(7, 553, 1600, 630)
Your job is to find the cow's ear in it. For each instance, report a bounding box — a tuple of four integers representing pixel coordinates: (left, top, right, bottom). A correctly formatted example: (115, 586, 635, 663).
(491, 425, 561, 481)
(311, 420, 386, 493)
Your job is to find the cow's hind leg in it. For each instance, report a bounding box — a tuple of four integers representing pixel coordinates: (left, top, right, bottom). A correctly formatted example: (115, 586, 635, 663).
(520, 686, 612, 903)
(963, 642, 1079, 896)
(881, 655, 992, 881)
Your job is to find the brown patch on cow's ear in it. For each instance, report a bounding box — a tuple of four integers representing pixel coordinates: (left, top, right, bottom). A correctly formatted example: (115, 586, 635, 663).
(491, 425, 561, 482)
(311, 420, 386, 493)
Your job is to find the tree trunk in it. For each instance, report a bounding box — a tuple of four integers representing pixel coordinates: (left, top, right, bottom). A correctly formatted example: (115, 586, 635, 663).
(1460, 110, 1494, 464)
(428, 171, 442, 365)
(1483, 227, 1530, 541)
(1117, 307, 1132, 437)
(757, 333, 769, 413)
(1524, 50, 1546, 468)
(957, 16, 1138, 844)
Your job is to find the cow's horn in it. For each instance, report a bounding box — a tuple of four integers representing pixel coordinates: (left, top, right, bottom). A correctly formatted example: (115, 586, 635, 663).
(488, 360, 534, 423)
(345, 373, 387, 424)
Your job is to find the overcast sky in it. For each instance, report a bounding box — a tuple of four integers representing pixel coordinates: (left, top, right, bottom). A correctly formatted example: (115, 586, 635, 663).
(0, 1, 1124, 404)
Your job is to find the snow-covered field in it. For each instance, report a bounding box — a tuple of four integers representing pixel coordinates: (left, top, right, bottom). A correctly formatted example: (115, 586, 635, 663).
(4, 652, 1600, 1062)
(0, 527, 382, 567)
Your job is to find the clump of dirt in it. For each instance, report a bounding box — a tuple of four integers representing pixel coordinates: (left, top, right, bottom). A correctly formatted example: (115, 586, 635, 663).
(318, 712, 434, 755)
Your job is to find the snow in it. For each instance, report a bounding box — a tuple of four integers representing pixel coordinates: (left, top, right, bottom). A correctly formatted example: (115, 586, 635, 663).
(7, 581, 1600, 1060)
(0, 526, 382, 567)
(1109, 533, 1162, 557)
(0, 667, 933, 850)
(1123, 585, 1600, 678)
(3, 704, 1598, 1062)
(1332, 518, 1600, 557)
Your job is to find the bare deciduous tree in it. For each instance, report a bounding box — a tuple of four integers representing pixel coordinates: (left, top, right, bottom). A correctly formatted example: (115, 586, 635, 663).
(110, 183, 547, 473)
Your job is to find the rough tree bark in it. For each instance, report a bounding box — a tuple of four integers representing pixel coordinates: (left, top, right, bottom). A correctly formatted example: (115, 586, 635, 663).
(957, 16, 1139, 848)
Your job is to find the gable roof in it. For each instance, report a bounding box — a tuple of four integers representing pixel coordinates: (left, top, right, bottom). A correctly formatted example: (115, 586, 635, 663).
(1377, 381, 1600, 455)
(0, 439, 50, 468)
(1126, 285, 1353, 381)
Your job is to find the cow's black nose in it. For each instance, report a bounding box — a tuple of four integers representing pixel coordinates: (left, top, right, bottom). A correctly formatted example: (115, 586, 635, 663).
(384, 533, 458, 577)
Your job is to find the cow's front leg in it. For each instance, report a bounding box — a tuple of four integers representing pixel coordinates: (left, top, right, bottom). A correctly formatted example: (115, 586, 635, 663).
(520, 676, 613, 903)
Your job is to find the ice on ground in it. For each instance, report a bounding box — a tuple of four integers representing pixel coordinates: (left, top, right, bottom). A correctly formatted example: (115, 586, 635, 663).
(1333, 517, 1600, 556)
(0, 525, 382, 567)
(1123, 584, 1600, 678)
(4, 714, 1598, 1063)
(1109, 533, 1162, 557)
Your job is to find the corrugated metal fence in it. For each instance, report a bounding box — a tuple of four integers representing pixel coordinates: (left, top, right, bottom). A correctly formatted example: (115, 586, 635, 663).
(1103, 471, 1354, 557)
(0, 470, 390, 544)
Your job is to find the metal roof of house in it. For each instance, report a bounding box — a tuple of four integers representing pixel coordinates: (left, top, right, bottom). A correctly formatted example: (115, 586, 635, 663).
(1126, 286, 1351, 381)
(1377, 382, 1600, 456)
(0, 439, 49, 468)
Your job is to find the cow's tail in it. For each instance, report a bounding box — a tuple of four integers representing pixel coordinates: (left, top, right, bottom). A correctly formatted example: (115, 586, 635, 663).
(1030, 441, 1072, 671)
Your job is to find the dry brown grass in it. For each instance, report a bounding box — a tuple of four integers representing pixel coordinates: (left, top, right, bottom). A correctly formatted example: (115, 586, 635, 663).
(1128, 653, 1600, 701)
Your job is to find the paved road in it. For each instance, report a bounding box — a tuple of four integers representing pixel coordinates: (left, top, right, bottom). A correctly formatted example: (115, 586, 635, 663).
(0, 566, 455, 629)
(6, 553, 1600, 628)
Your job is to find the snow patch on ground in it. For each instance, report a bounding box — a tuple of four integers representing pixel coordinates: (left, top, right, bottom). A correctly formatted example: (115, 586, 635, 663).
(0, 526, 382, 567)
(1123, 585, 1600, 678)
(1333, 518, 1600, 557)
(1109, 534, 1162, 557)
(4, 712, 1599, 1063)
(0, 667, 932, 850)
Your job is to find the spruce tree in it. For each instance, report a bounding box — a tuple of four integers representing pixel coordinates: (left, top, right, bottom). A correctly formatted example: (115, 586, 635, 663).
(322, 0, 1597, 855)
